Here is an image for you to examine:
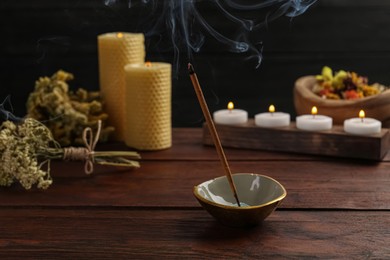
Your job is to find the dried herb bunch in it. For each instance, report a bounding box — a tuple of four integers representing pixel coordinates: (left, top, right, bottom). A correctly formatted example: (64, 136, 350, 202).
(0, 118, 140, 190)
(0, 118, 59, 189)
(27, 70, 114, 146)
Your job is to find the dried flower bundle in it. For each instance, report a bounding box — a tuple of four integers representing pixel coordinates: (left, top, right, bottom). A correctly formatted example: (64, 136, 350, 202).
(0, 118, 140, 190)
(27, 70, 114, 146)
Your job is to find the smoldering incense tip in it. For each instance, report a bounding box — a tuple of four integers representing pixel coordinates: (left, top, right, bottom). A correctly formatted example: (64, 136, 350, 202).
(188, 63, 195, 74)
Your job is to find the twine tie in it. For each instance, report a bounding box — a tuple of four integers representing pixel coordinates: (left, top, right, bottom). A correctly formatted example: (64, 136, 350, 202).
(63, 120, 102, 174)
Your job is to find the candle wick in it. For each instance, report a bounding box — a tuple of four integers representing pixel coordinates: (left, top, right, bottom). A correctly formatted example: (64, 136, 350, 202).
(361, 117, 364, 123)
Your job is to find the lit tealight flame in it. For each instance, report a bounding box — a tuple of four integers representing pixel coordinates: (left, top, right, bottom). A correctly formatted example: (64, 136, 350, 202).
(227, 101, 234, 112)
(145, 61, 152, 67)
(311, 106, 318, 117)
(269, 104, 275, 113)
(359, 109, 365, 122)
(117, 32, 123, 38)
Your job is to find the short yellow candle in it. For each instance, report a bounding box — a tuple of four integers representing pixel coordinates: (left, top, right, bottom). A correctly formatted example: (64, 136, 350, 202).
(124, 62, 172, 150)
(98, 32, 145, 140)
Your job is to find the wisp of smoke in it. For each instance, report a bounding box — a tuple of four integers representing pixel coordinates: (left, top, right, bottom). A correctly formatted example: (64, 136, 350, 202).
(0, 96, 23, 123)
(36, 36, 71, 64)
(105, 0, 317, 69)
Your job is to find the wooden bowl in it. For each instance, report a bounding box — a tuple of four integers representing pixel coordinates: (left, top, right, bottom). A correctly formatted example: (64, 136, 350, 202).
(193, 173, 287, 227)
(294, 76, 390, 127)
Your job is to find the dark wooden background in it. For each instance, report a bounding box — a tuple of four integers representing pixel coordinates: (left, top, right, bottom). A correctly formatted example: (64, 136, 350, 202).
(1, 0, 389, 127)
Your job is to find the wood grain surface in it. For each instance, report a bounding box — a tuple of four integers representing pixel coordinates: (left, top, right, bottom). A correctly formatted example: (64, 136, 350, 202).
(0, 128, 389, 258)
(0, 209, 388, 259)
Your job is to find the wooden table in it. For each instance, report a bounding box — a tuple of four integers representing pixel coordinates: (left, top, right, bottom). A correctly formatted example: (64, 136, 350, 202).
(0, 128, 389, 259)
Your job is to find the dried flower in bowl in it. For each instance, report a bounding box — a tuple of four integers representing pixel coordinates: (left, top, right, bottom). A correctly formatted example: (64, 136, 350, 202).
(294, 74, 390, 127)
(313, 66, 388, 100)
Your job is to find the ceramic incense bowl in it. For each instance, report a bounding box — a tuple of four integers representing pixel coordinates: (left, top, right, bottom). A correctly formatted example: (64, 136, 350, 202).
(193, 173, 287, 227)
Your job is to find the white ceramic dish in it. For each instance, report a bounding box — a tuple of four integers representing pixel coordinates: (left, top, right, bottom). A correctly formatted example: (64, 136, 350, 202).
(193, 173, 287, 227)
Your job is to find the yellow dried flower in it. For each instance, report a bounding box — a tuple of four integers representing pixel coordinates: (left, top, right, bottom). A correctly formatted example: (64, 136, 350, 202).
(26, 70, 114, 146)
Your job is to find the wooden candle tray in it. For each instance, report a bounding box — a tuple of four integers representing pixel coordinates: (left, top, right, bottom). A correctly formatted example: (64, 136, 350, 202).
(203, 120, 390, 160)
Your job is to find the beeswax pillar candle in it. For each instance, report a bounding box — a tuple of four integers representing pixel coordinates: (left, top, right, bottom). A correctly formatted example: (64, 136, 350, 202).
(124, 62, 172, 150)
(98, 32, 145, 140)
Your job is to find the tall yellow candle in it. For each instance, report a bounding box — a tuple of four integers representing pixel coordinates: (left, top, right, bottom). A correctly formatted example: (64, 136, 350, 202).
(124, 62, 172, 150)
(98, 32, 145, 140)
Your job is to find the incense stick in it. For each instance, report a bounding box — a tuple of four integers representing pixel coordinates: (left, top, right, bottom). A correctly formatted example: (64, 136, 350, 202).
(188, 63, 241, 207)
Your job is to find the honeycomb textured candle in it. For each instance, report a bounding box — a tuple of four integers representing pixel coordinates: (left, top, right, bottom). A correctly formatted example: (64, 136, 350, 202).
(98, 32, 145, 140)
(124, 62, 172, 150)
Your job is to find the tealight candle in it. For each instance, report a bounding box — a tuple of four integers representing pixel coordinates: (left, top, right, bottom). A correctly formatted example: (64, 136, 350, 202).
(213, 102, 248, 125)
(344, 110, 381, 135)
(255, 104, 290, 128)
(296, 106, 332, 131)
